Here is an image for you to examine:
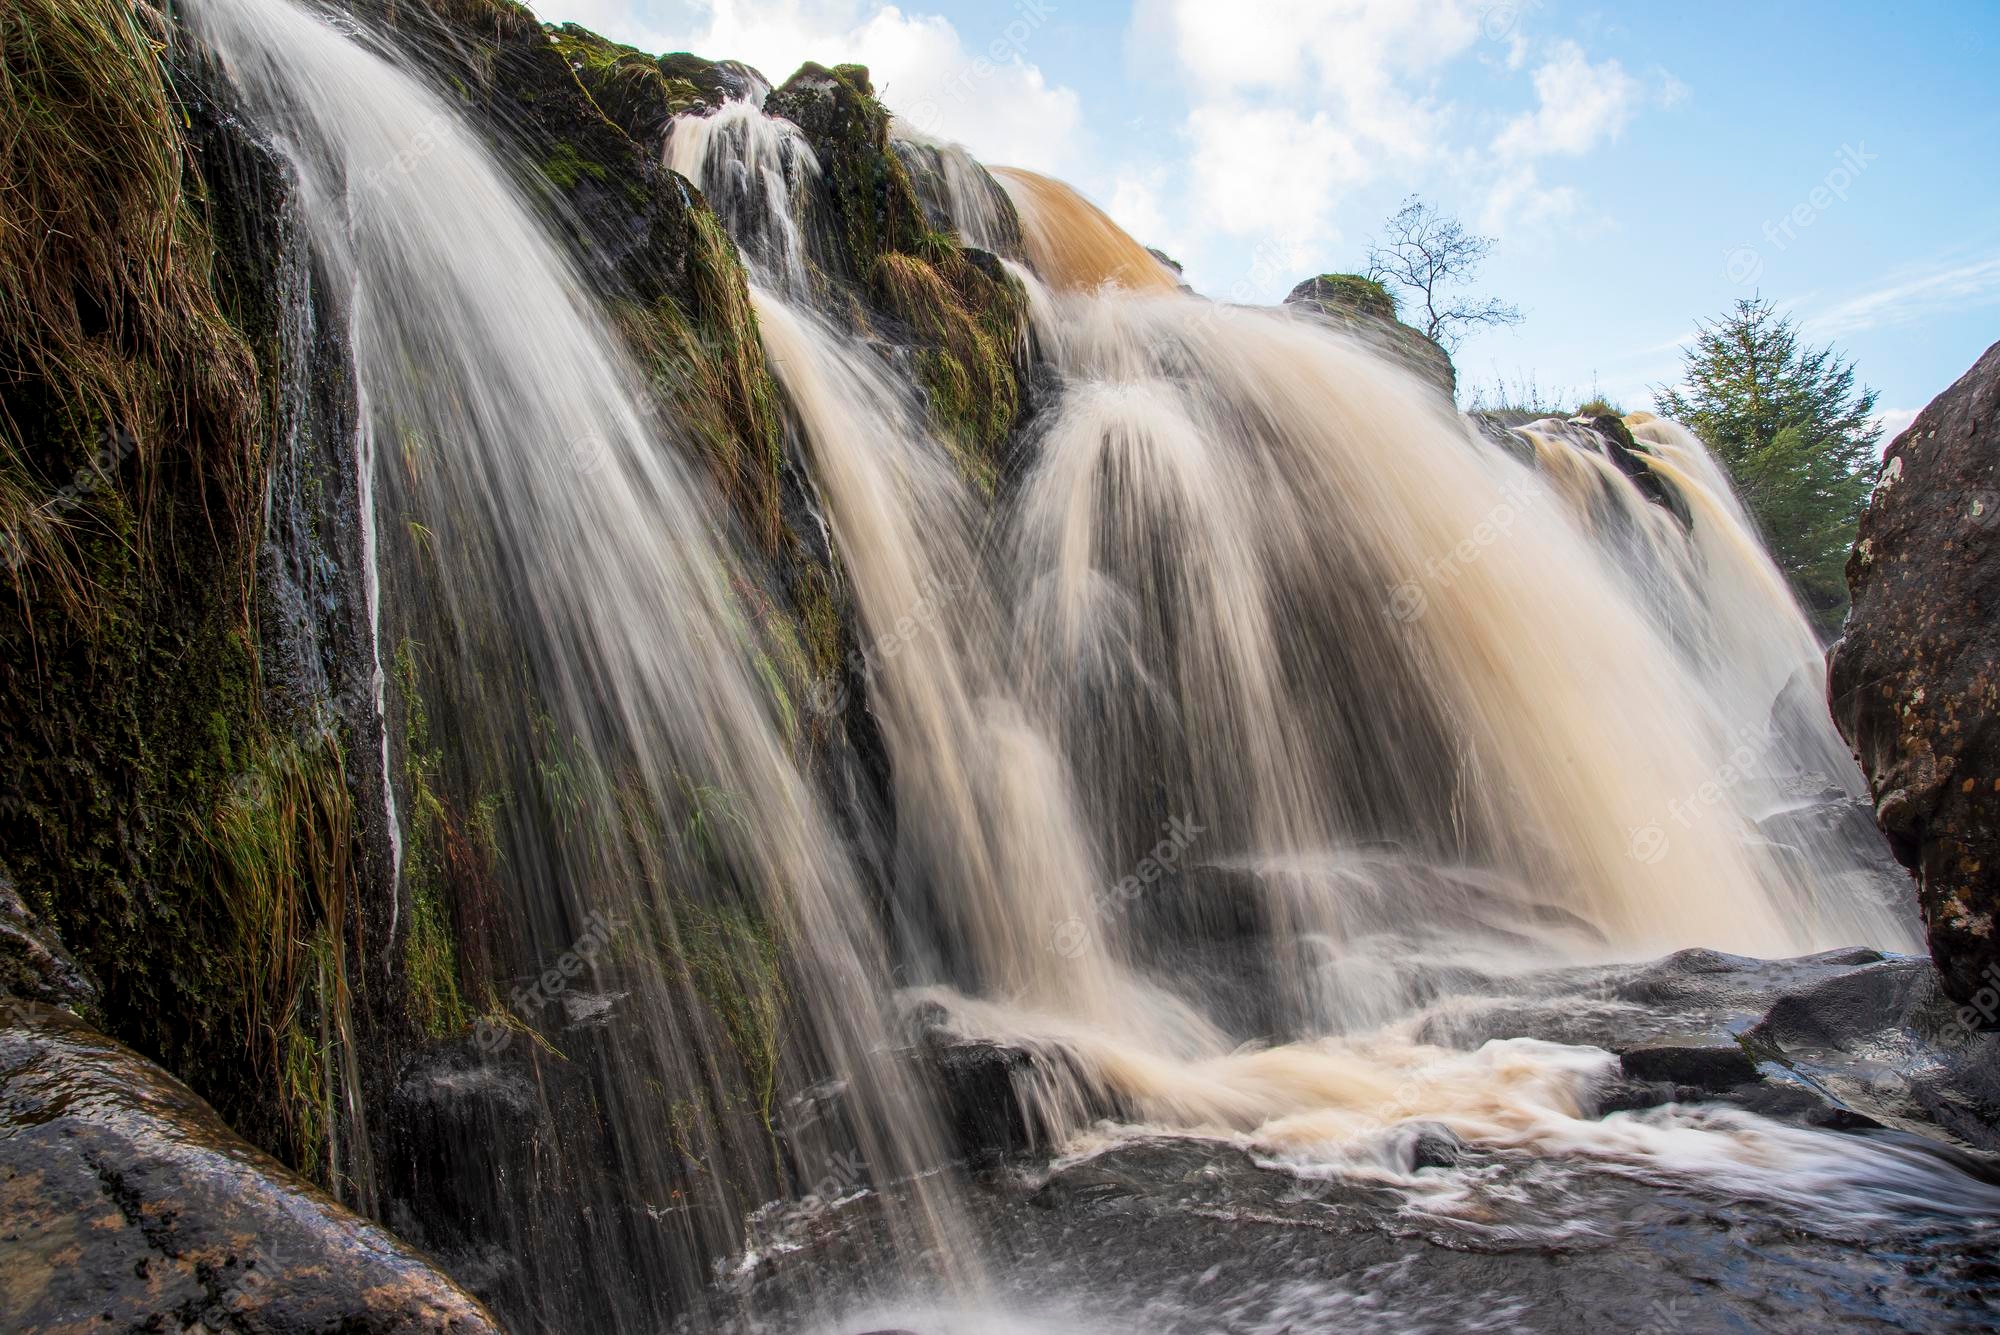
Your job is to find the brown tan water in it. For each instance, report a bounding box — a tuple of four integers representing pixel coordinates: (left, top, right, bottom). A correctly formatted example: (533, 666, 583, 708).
(990, 167, 1181, 293)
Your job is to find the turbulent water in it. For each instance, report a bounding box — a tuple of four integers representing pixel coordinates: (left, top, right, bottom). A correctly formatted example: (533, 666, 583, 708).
(183, 10, 1990, 1332)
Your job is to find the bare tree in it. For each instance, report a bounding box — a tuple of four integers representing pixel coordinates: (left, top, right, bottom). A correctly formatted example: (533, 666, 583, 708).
(1365, 196, 1523, 351)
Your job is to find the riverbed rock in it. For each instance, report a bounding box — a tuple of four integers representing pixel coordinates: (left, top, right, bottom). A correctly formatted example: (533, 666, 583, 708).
(0, 999, 500, 1334)
(1829, 339, 2000, 1011)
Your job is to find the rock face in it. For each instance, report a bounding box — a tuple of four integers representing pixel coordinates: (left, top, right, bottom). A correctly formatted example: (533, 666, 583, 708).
(1284, 273, 1457, 399)
(1830, 341, 2000, 1010)
(0, 1000, 500, 1334)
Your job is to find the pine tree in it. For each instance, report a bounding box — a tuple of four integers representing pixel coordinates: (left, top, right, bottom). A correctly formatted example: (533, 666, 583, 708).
(1654, 299, 1880, 637)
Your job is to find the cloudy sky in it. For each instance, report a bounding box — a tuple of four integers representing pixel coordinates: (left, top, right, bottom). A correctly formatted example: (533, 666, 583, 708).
(536, 0, 2000, 433)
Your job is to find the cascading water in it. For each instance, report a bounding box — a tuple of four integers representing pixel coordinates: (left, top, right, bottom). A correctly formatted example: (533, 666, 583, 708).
(664, 106, 1993, 1328)
(668, 98, 821, 296)
(175, 0, 1992, 1318)
(182, 1, 962, 1327)
(889, 123, 1023, 258)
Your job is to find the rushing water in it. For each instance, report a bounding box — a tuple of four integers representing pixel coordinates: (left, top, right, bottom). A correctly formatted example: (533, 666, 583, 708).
(180, 6, 1985, 1328)
(182, 1, 961, 1326)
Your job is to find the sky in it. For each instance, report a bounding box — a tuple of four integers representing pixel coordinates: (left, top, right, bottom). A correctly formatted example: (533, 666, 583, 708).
(533, 0, 2000, 435)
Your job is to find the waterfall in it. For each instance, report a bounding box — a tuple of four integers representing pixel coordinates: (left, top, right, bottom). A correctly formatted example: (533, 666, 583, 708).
(667, 98, 821, 296)
(991, 167, 1181, 293)
(688, 114, 1917, 1153)
(182, 0, 961, 1326)
(183, 5, 1953, 1323)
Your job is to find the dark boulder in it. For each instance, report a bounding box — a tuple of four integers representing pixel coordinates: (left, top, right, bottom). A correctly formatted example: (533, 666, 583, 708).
(1619, 1036, 1759, 1090)
(1284, 273, 1456, 399)
(1829, 340, 2000, 1010)
(0, 1000, 499, 1333)
(1581, 411, 1694, 528)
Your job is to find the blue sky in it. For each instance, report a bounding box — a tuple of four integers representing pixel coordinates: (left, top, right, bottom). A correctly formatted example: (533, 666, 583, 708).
(535, 0, 2000, 434)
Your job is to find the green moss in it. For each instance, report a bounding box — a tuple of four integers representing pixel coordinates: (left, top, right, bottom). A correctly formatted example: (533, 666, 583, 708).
(0, 0, 273, 1146)
(765, 62, 930, 281)
(666, 897, 788, 1134)
(541, 140, 610, 191)
(1298, 273, 1398, 322)
(869, 249, 1026, 488)
(547, 22, 704, 137)
(621, 201, 788, 551)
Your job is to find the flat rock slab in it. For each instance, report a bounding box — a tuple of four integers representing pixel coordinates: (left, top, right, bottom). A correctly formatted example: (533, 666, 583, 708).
(0, 1000, 501, 1334)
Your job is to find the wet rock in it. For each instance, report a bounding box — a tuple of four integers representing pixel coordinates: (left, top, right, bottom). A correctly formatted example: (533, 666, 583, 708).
(0, 999, 499, 1334)
(1581, 411, 1694, 528)
(1742, 956, 1940, 1052)
(1284, 273, 1456, 399)
(923, 1034, 1039, 1163)
(0, 871, 93, 1011)
(1619, 1037, 1759, 1091)
(548, 24, 712, 145)
(766, 63, 927, 281)
(382, 1016, 697, 1330)
(1829, 339, 2000, 1011)
(658, 52, 769, 108)
(1403, 1122, 1465, 1170)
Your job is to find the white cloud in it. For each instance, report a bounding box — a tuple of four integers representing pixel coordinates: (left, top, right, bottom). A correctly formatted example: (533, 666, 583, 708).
(1186, 103, 1365, 239)
(1151, 0, 1483, 95)
(1492, 40, 1640, 160)
(1106, 166, 1191, 262)
(1804, 256, 2000, 337)
(1478, 168, 1581, 237)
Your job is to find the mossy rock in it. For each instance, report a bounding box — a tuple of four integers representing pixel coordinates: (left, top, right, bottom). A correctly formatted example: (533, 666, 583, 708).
(1288, 272, 1398, 323)
(1284, 272, 1455, 398)
(869, 244, 1026, 487)
(658, 51, 768, 108)
(765, 62, 928, 282)
(549, 23, 708, 144)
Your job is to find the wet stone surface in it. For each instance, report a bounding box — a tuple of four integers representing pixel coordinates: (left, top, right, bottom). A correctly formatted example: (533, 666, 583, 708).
(713, 948, 2000, 1333)
(0, 1001, 500, 1335)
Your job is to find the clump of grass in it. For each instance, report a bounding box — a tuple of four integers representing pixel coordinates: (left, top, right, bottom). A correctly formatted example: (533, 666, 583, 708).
(206, 733, 358, 1178)
(667, 897, 788, 1139)
(0, 0, 258, 616)
(869, 249, 1026, 488)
